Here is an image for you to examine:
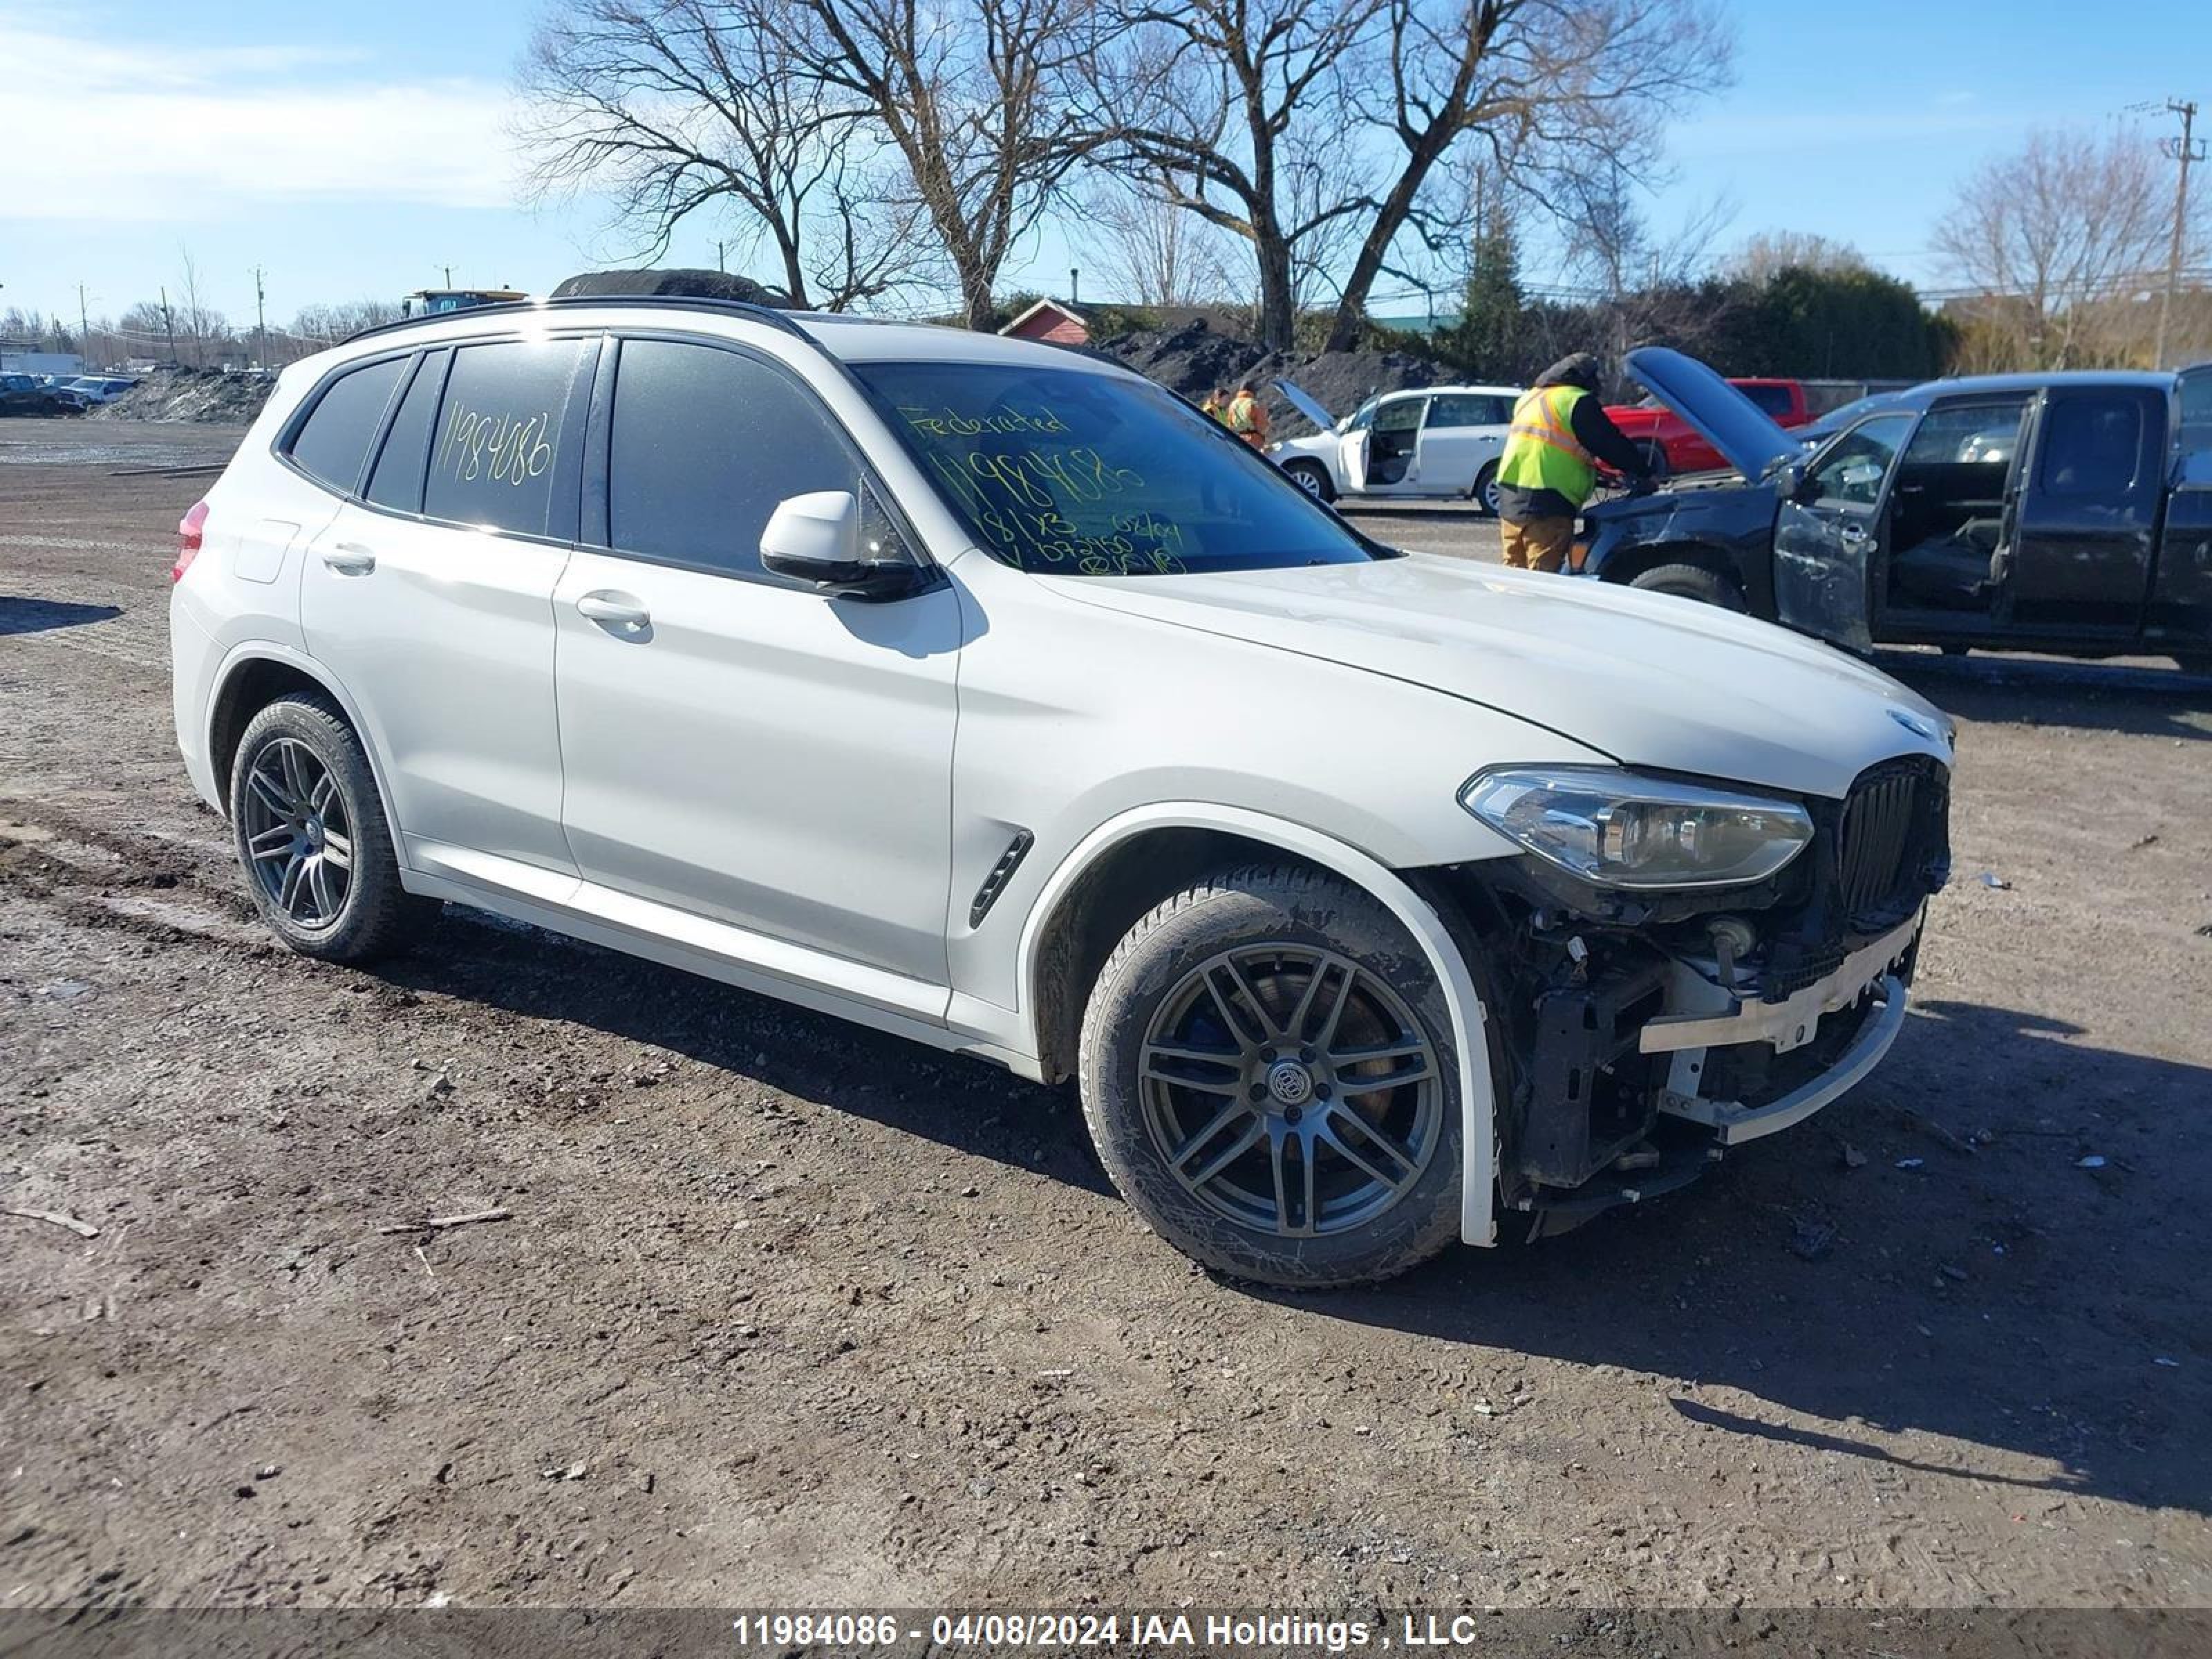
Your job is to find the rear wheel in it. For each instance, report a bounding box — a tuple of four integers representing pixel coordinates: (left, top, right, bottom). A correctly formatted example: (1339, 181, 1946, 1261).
(1473, 463, 1501, 517)
(1077, 866, 1462, 1289)
(1281, 458, 1335, 503)
(1629, 561, 1747, 613)
(229, 694, 434, 963)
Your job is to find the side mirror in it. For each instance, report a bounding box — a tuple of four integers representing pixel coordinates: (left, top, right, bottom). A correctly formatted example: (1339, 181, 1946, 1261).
(759, 489, 929, 601)
(1774, 460, 1813, 503)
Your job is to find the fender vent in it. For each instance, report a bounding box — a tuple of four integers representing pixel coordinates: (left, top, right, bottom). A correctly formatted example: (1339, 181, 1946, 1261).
(968, 829, 1034, 928)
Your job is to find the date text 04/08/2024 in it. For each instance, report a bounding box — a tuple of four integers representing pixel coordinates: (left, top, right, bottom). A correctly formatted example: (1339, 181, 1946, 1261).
(731, 1612, 1524, 1650)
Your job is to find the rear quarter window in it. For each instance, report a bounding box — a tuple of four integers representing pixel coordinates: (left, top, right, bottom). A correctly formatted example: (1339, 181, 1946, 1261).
(287, 357, 408, 494)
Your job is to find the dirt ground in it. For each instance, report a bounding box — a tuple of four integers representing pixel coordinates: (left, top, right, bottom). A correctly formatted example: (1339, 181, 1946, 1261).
(3, 422, 2209, 1615)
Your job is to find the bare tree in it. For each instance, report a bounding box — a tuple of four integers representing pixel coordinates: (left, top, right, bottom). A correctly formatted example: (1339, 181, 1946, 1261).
(1073, 0, 1382, 349)
(1933, 123, 2204, 369)
(778, 0, 1096, 328)
(517, 0, 929, 310)
(1727, 230, 1866, 283)
(174, 249, 229, 368)
(1548, 162, 1735, 375)
(1073, 180, 1240, 307)
(1323, 0, 1731, 350)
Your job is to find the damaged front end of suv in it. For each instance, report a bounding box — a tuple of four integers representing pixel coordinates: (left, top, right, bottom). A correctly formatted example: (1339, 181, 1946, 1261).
(1423, 754, 1951, 1237)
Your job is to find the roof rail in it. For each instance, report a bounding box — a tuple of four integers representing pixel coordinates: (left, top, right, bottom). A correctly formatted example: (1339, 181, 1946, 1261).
(339, 293, 814, 348)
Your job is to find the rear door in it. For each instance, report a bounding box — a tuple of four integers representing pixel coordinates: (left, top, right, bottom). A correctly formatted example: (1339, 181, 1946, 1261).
(2005, 384, 2167, 636)
(1416, 393, 1507, 494)
(1770, 410, 1919, 650)
(299, 334, 597, 876)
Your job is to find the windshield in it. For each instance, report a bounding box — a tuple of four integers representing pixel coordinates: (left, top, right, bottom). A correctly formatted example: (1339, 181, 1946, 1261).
(850, 360, 1382, 577)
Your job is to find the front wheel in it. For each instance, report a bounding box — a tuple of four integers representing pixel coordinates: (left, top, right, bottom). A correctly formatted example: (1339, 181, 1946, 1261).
(1077, 866, 1461, 1289)
(1629, 561, 1747, 613)
(1280, 458, 1335, 503)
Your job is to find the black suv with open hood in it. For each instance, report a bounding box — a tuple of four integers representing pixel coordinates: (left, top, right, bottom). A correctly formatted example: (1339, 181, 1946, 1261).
(1580, 348, 2212, 671)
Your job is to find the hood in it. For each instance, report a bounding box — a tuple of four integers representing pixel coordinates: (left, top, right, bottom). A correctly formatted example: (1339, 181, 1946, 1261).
(1274, 379, 1338, 432)
(1625, 347, 1801, 482)
(1045, 554, 1950, 800)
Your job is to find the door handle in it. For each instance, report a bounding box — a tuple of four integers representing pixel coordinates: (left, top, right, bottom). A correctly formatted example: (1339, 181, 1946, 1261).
(321, 543, 375, 575)
(577, 592, 650, 631)
(1837, 521, 1872, 548)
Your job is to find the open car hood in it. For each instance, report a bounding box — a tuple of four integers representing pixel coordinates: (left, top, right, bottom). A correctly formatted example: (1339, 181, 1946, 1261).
(1274, 379, 1338, 432)
(1624, 347, 1801, 481)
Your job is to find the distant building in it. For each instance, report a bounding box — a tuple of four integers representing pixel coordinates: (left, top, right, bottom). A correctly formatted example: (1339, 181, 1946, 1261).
(402, 289, 528, 319)
(999, 299, 1089, 347)
(0, 344, 83, 377)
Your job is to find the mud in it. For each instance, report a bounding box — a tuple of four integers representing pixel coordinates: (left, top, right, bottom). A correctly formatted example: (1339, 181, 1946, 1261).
(3, 421, 2209, 1613)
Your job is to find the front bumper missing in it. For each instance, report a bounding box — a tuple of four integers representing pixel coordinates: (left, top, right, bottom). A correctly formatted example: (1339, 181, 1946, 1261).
(1511, 912, 1920, 1235)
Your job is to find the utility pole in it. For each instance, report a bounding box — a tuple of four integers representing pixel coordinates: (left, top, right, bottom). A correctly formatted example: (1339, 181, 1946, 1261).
(2154, 97, 2204, 370)
(715, 240, 727, 274)
(159, 285, 176, 366)
(253, 266, 267, 371)
(444, 265, 453, 289)
(77, 283, 90, 368)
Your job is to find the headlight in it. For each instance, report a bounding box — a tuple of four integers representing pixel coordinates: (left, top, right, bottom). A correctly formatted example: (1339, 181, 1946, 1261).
(1459, 766, 1813, 890)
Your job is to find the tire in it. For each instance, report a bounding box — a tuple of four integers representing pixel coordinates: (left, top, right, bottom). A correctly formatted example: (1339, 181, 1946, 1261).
(1472, 463, 1501, 518)
(1281, 458, 1335, 503)
(1629, 561, 1747, 613)
(1077, 865, 1462, 1290)
(228, 693, 434, 963)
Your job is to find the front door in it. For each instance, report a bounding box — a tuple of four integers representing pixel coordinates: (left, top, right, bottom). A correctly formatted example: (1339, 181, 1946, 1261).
(299, 335, 597, 875)
(2005, 384, 2166, 637)
(1770, 409, 1918, 651)
(552, 335, 962, 993)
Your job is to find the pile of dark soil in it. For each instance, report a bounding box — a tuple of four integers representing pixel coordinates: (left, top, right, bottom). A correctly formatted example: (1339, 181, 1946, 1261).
(1098, 319, 1444, 435)
(90, 368, 276, 425)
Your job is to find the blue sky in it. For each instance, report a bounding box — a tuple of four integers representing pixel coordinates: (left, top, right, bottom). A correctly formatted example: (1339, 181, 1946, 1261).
(1, 0, 2205, 332)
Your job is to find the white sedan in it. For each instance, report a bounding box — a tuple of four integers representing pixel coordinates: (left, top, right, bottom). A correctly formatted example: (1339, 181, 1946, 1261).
(1269, 380, 1524, 514)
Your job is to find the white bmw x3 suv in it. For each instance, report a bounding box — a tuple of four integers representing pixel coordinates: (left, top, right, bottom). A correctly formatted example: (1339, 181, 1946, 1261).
(170, 295, 1953, 1288)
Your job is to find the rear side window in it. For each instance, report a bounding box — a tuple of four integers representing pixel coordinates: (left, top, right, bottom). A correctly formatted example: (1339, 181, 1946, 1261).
(424, 338, 594, 537)
(2039, 395, 2144, 498)
(365, 352, 445, 513)
(606, 338, 869, 580)
(1428, 394, 1505, 428)
(287, 357, 406, 493)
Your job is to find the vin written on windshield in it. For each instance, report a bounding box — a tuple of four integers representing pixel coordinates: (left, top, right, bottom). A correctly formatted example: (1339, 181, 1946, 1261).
(850, 361, 1378, 577)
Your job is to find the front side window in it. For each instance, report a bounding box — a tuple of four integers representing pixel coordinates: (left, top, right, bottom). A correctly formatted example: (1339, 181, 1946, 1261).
(1803, 411, 1915, 507)
(1904, 400, 2028, 469)
(1373, 396, 1427, 435)
(851, 359, 1383, 577)
(422, 338, 594, 537)
(287, 357, 408, 494)
(606, 338, 901, 580)
(1342, 398, 1379, 433)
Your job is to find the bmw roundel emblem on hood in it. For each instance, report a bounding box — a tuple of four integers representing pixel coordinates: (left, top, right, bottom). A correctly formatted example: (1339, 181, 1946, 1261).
(1889, 708, 1940, 743)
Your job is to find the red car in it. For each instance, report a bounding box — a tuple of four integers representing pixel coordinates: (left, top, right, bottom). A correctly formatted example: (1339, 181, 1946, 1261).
(1604, 377, 1810, 478)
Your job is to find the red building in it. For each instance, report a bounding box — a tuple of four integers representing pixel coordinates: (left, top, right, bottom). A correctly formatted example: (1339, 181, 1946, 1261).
(997, 299, 1089, 347)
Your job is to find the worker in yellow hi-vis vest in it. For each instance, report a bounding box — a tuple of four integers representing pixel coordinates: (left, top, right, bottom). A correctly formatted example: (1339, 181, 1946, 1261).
(1494, 353, 1653, 573)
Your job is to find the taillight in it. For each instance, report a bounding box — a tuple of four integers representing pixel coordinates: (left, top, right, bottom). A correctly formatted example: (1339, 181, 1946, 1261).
(173, 499, 209, 582)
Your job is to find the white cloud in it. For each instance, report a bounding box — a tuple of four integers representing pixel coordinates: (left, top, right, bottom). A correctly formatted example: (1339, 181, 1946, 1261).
(0, 21, 521, 221)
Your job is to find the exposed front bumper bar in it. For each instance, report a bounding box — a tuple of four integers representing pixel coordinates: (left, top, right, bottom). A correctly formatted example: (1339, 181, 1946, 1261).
(1636, 914, 1922, 1057)
(1656, 973, 1909, 1145)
